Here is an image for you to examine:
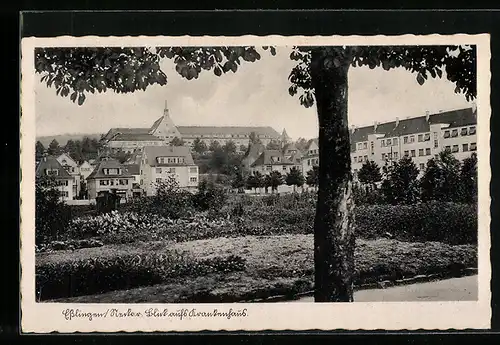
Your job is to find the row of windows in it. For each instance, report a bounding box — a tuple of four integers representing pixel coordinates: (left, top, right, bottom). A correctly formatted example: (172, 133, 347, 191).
(102, 168, 121, 175)
(156, 167, 177, 174)
(353, 155, 368, 163)
(157, 157, 185, 164)
(60, 191, 69, 197)
(309, 149, 319, 155)
(444, 126, 476, 138)
(444, 143, 477, 153)
(382, 152, 399, 160)
(403, 148, 432, 157)
(99, 179, 129, 186)
(57, 180, 69, 186)
(381, 138, 399, 147)
(307, 158, 319, 166)
(357, 142, 368, 150)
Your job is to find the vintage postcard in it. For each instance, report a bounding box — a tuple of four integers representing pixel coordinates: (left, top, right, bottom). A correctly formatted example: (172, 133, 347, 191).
(20, 34, 491, 332)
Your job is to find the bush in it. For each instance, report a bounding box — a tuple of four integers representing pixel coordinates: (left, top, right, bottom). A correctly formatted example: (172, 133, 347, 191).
(355, 202, 477, 245)
(36, 249, 246, 301)
(193, 179, 227, 212)
(36, 177, 73, 246)
(37, 238, 104, 253)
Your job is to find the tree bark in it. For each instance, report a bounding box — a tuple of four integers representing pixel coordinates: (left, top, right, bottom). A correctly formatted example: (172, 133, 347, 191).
(311, 47, 356, 302)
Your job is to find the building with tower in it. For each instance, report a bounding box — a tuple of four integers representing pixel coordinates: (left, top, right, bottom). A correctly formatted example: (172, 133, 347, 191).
(101, 100, 286, 154)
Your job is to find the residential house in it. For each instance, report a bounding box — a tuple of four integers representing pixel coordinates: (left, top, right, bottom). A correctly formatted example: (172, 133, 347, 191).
(79, 161, 94, 180)
(56, 153, 81, 197)
(249, 149, 296, 175)
(301, 139, 319, 175)
(35, 155, 76, 201)
(86, 158, 135, 200)
(140, 145, 199, 196)
(241, 143, 266, 171)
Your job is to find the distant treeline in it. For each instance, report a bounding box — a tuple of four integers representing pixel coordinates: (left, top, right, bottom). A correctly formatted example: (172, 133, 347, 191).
(36, 137, 102, 163)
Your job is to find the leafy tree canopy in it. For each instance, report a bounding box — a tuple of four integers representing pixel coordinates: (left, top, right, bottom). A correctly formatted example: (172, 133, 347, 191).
(357, 160, 382, 186)
(36, 45, 475, 107)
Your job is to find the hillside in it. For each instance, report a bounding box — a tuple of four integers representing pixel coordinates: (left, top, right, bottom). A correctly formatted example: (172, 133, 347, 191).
(36, 133, 104, 147)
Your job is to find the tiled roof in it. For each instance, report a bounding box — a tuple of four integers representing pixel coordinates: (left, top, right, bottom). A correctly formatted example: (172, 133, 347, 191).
(149, 117, 163, 133)
(102, 128, 150, 141)
(177, 126, 280, 137)
(35, 155, 73, 179)
(124, 164, 140, 175)
(87, 159, 133, 180)
(244, 143, 266, 159)
(251, 150, 295, 167)
(110, 133, 165, 142)
(305, 138, 319, 151)
(350, 107, 476, 151)
(143, 146, 195, 166)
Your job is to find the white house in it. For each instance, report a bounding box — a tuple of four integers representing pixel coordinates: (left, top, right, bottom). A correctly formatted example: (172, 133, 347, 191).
(57, 153, 81, 197)
(140, 145, 199, 196)
(35, 155, 76, 201)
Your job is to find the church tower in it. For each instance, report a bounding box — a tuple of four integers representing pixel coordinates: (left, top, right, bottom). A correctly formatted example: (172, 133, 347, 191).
(280, 128, 291, 146)
(150, 100, 181, 141)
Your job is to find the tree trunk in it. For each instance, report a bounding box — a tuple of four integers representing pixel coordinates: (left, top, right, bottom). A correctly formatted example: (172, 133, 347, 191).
(311, 47, 356, 302)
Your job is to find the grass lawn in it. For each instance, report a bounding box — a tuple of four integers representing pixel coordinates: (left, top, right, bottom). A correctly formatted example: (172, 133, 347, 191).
(40, 234, 477, 303)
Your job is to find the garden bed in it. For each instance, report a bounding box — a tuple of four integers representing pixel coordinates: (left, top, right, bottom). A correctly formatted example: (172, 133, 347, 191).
(39, 235, 477, 303)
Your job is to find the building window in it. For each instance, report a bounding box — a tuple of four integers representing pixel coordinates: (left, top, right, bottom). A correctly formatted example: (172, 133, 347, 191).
(469, 126, 476, 135)
(353, 156, 357, 163)
(424, 133, 431, 141)
(381, 140, 385, 147)
(434, 132, 438, 139)
(60, 191, 69, 198)
(403, 136, 408, 144)
(307, 159, 311, 166)
(409, 135, 415, 143)
(419, 163, 425, 170)
(470, 142, 477, 151)
(434, 154, 439, 160)
(381, 153, 385, 161)
(189, 167, 197, 173)
(140, 179, 143, 185)
(386, 138, 392, 146)
(362, 142, 367, 149)
(357, 143, 363, 150)
(461, 128, 468, 136)
(411, 150, 416, 157)
(434, 140, 439, 148)
(156, 168, 162, 174)
(119, 179, 128, 185)
(444, 130, 450, 138)
(394, 152, 398, 160)
(452, 145, 459, 153)
(418, 148, 424, 156)
(266, 165, 272, 171)
(370, 141, 374, 153)
(364, 155, 368, 162)
(393, 138, 398, 146)
(451, 129, 458, 137)
(387, 153, 392, 160)
(168, 168, 176, 173)
(404, 150, 409, 156)
(445, 146, 451, 152)
(418, 134, 424, 142)
(46, 169, 59, 176)
(190, 177, 197, 183)
(462, 143, 469, 152)
(156, 178, 162, 184)
(425, 148, 431, 156)
(99, 180, 109, 186)
(58, 180, 69, 186)
(283, 166, 287, 171)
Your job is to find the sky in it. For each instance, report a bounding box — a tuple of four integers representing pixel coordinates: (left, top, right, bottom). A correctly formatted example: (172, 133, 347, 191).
(35, 47, 472, 141)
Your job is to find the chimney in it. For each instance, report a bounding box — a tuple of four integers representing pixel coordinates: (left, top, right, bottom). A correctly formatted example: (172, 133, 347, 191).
(425, 110, 430, 122)
(472, 101, 477, 114)
(374, 121, 378, 131)
(350, 125, 357, 134)
(395, 117, 400, 127)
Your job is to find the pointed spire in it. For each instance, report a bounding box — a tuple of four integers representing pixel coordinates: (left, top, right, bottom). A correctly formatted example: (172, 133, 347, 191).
(164, 99, 170, 118)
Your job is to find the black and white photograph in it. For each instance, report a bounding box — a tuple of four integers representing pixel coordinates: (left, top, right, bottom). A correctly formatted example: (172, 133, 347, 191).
(20, 34, 491, 332)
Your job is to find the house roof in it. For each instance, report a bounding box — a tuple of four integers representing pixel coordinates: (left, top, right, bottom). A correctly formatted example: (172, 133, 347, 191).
(143, 146, 195, 166)
(57, 153, 78, 167)
(124, 164, 140, 175)
(102, 128, 150, 141)
(109, 133, 165, 142)
(35, 155, 72, 179)
(350, 107, 476, 151)
(87, 159, 133, 180)
(177, 126, 280, 137)
(251, 150, 295, 167)
(149, 117, 164, 133)
(244, 143, 266, 160)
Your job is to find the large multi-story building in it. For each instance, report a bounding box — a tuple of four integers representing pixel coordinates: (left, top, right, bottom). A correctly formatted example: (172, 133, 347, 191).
(350, 107, 477, 175)
(139, 145, 199, 196)
(101, 101, 286, 154)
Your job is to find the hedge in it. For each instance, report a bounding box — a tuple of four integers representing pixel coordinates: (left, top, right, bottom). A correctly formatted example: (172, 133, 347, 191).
(355, 202, 477, 245)
(36, 249, 245, 301)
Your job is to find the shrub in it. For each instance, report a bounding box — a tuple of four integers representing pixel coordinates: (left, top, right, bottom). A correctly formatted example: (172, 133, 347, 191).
(193, 179, 227, 212)
(36, 249, 246, 301)
(37, 238, 104, 252)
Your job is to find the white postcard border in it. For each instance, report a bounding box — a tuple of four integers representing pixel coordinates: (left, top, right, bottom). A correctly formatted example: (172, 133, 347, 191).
(20, 34, 491, 332)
